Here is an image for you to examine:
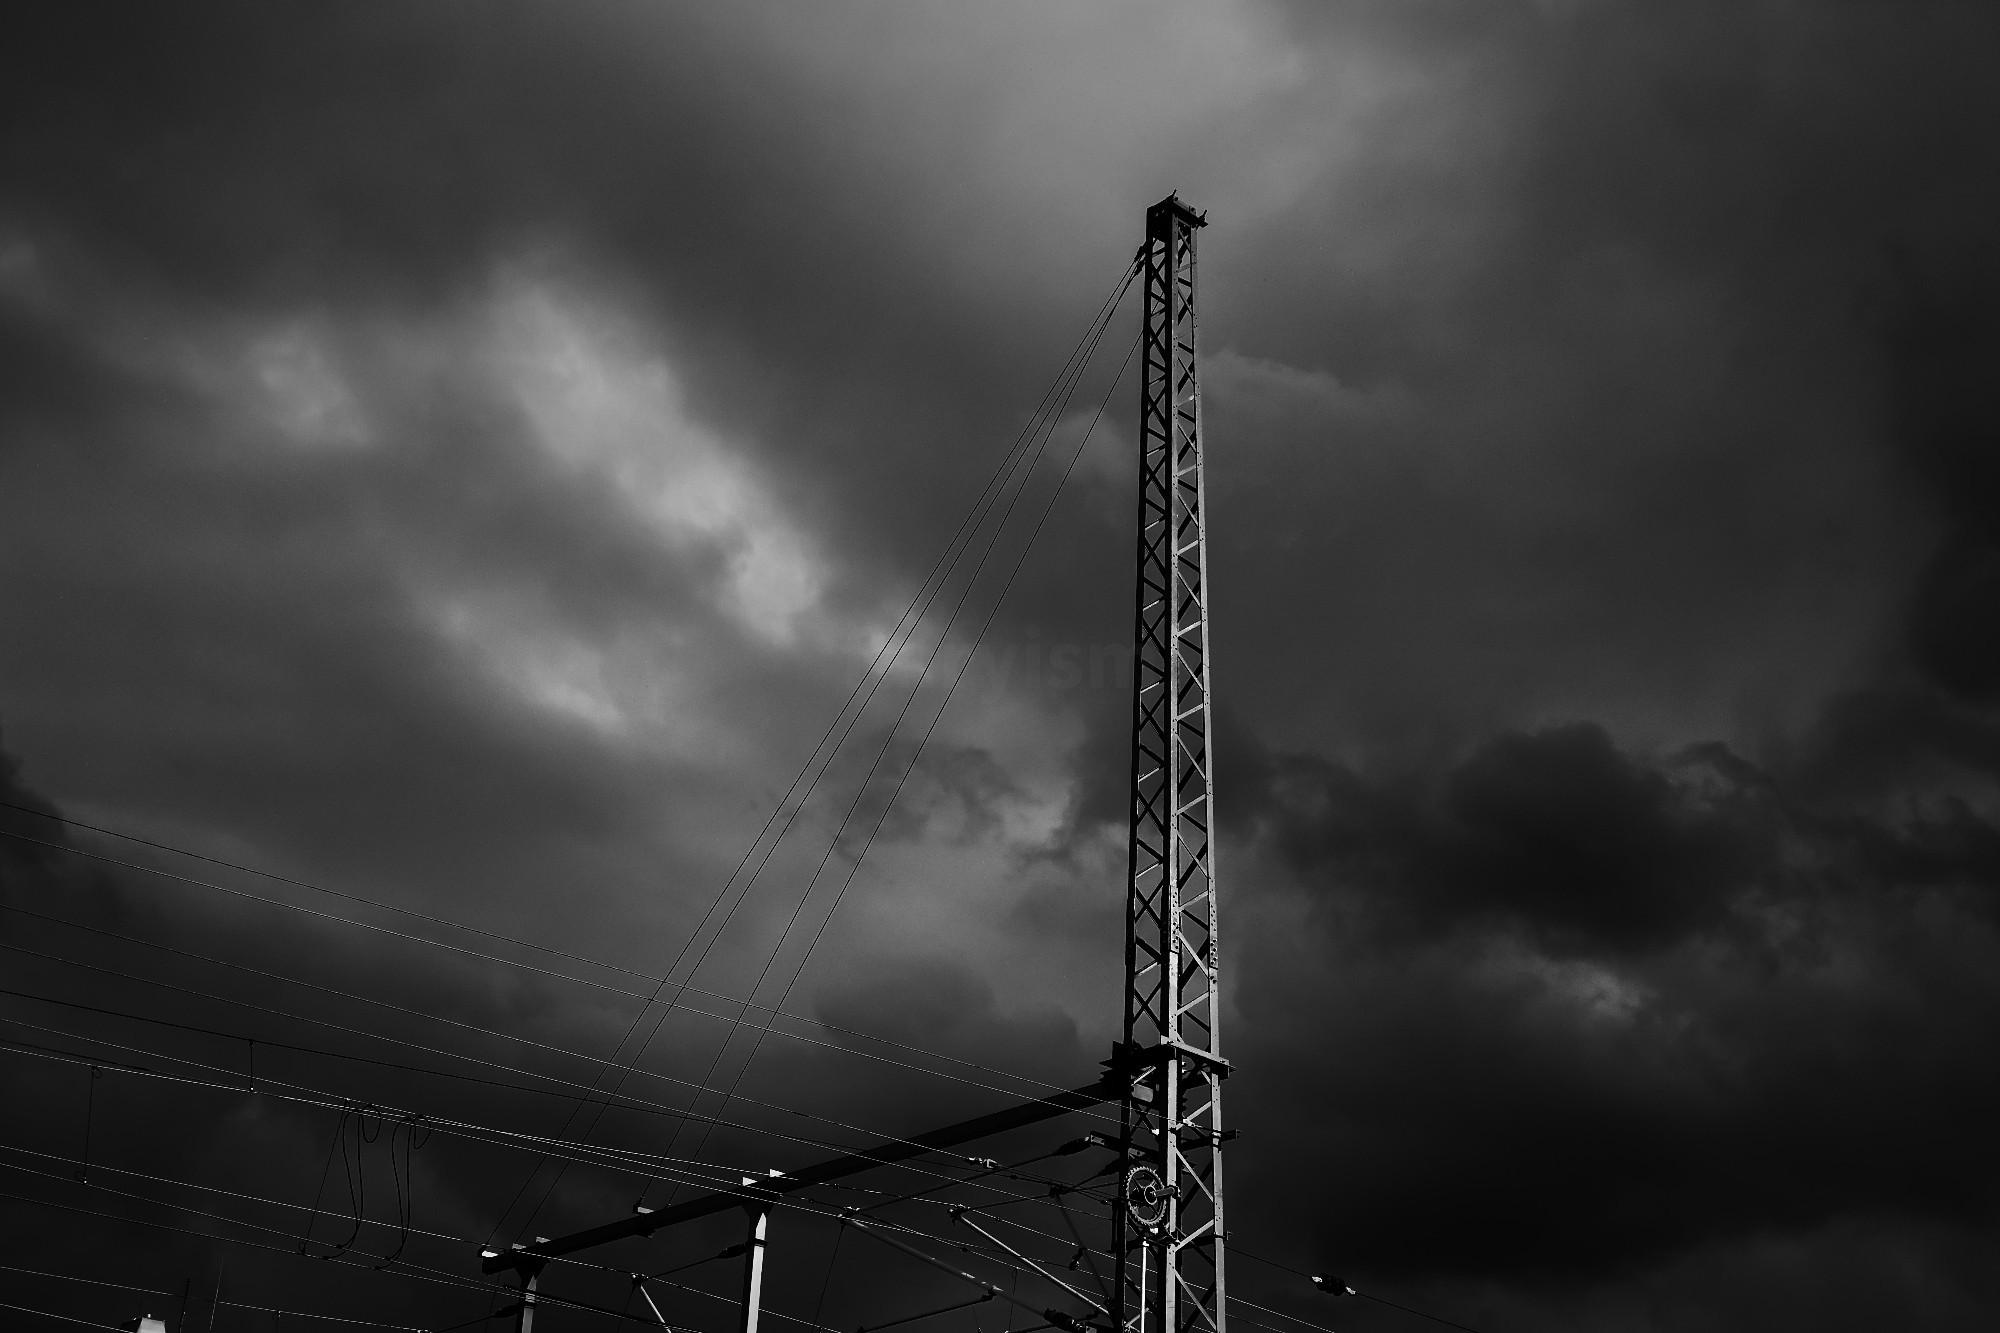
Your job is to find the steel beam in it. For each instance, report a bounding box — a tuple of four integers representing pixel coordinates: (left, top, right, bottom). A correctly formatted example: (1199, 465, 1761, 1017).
(483, 1078, 1119, 1274)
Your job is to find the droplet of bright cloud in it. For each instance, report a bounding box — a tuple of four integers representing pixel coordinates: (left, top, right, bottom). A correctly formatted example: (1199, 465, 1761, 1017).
(491, 277, 821, 644)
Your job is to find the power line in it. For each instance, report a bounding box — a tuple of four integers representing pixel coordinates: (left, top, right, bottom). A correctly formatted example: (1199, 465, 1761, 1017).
(499, 252, 1142, 1241)
(0, 1037, 1122, 1333)
(673, 277, 1142, 1208)
(1224, 1295, 1344, 1333)
(0, 1188, 713, 1330)
(0, 1001, 1113, 1234)
(0, 1260, 426, 1329)
(0, 1172, 870, 1333)
(0, 890, 1104, 1123)
(0, 1141, 851, 1332)
(714, 324, 1145, 1159)
(1, 900, 1114, 1153)
(0, 1009, 801, 1203)
(0, 826, 633, 998)
(0, 1139, 541, 1282)
(0, 1030, 832, 1219)
(0, 798, 646, 985)
(0, 1017, 815, 1205)
(634, 256, 1141, 1107)
(0, 1299, 131, 1332)
(1224, 1309, 1335, 1333)
(0, 1004, 1129, 1297)
(0, 986, 736, 1124)
(0, 956, 1128, 1224)
(626, 320, 1151, 1301)
(0, 816, 1101, 1106)
(0, 938, 1111, 1177)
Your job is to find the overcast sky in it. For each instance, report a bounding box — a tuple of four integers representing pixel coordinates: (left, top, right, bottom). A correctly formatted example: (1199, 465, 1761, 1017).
(4, 3, 1999, 1330)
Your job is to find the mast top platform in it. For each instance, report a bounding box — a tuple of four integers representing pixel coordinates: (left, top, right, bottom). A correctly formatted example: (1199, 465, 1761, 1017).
(1147, 192, 1207, 228)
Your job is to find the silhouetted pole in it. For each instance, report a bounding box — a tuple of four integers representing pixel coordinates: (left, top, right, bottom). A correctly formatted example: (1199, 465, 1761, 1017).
(737, 1188, 773, 1333)
(513, 1256, 545, 1333)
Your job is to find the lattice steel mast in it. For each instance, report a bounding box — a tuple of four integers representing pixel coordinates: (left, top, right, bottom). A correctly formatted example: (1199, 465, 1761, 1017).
(1115, 193, 1226, 1333)
(484, 204, 1230, 1333)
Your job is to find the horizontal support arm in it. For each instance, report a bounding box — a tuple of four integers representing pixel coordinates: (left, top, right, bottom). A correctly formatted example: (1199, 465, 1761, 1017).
(483, 1077, 1119, 1273)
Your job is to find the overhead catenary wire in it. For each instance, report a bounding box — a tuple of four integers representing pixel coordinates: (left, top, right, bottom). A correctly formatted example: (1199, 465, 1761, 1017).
(0, 1017, 848, 1208)
(0, 1012, 880, 1208)
(0, 1188, 831, 1333)
(7, 992, 1088, 1320)
(657, 264, 1143, 1197)
(0, 798, 650, 984)
(0, 1299, 131, 1332)
(0, 1068, 989, 1279)
(500, 251, 1143, 1239)
(692, 321, 1144, 1179)
(841, 1213, 1092, 1330)
(2, 904, 1138, 1287)
(0, 987, 1122, 1245)
(0, 894, 1105, 1146)
(0, 1125, 1075, 1333)
(1224, 1310, 1339, 1333)
(0, 1158, 505, 1308)
(0, 1024, 1129, 1315)
(0, 1123, 923, 1333)
(0, 1092, 1120, 1333)
(0, 1139, 493, 1283)
(0, 1005, 1120, 1250)
(0, 1005, 855, 1210)
(0, 985, 778, 1135)
(0, 902, 1114, 1153)
(0, 1260, 427, 1329)
(0, 1033, 1118, 1283)
(611, 256, 1144, 1115)
(1223, 1295, 1349, 1333)
(0, 939, 1116, 1187)
(0, 824, 1086, 1107)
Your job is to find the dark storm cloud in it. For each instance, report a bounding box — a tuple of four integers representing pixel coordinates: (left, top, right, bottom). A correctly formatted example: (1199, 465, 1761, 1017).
(1182, 9, 2000, 1322)
(1238, 721, 1769, 954)
(6, 1, 2000, 1330)
(0, 0, 1143, 538)
(1221, 699, 2000, 1301)
(1196, 0, 1997, 763)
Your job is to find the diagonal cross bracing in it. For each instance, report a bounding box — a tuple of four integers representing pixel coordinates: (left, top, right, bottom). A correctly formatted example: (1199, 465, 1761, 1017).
(1116, 193, 1226, 1333)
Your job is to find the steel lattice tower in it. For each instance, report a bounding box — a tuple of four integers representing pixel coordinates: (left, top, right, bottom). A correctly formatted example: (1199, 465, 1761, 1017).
(1115, 193, 1226, 1333)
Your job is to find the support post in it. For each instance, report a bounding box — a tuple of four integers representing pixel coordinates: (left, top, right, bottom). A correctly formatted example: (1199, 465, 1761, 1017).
(513, 1256, 546, 1333)
(738, 1188, 773, 1333)
(1116, 192, 1226, 1333)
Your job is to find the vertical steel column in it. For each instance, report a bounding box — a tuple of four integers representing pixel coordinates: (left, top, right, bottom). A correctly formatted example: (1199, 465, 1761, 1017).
(514, 1258, 546, 1333)
(738, 1188, 773, 1333)
(1116, 194, 1225, 1333)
